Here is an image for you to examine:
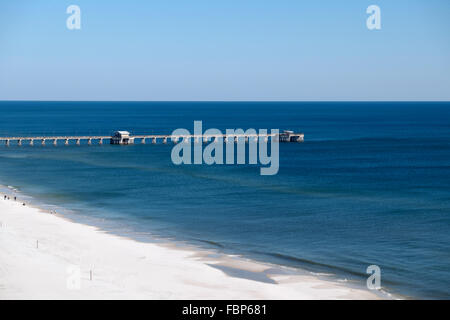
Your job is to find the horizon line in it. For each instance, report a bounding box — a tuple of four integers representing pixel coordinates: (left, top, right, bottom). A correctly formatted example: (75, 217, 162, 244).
(1, 100, 450, 103)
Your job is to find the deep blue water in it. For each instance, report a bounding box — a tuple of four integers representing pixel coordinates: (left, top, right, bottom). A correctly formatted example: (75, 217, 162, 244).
(0, 101, 449, 299)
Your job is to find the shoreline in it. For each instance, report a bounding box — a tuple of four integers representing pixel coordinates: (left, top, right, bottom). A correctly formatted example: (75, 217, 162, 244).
(0, 189, 384, 299)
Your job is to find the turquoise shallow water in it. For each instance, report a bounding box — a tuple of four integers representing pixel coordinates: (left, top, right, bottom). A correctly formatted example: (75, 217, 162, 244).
(0, 101, 449, 299)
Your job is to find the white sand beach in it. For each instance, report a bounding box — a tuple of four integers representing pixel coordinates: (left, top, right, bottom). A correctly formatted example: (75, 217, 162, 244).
(0, 197, 381, 300)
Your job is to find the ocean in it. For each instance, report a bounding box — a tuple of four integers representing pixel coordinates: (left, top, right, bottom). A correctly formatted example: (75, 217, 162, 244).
(0, 101, 449, 299)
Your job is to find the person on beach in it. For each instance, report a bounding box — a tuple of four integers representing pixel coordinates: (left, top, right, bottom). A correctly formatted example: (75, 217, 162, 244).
(14, 196, 16, 201)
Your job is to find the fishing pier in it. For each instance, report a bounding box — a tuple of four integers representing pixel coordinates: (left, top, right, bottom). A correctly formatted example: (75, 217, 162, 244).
(0, 130, 304, 146)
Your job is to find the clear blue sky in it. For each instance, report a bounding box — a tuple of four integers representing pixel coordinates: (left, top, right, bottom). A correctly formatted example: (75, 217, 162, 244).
(0, 0, 449, 101)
